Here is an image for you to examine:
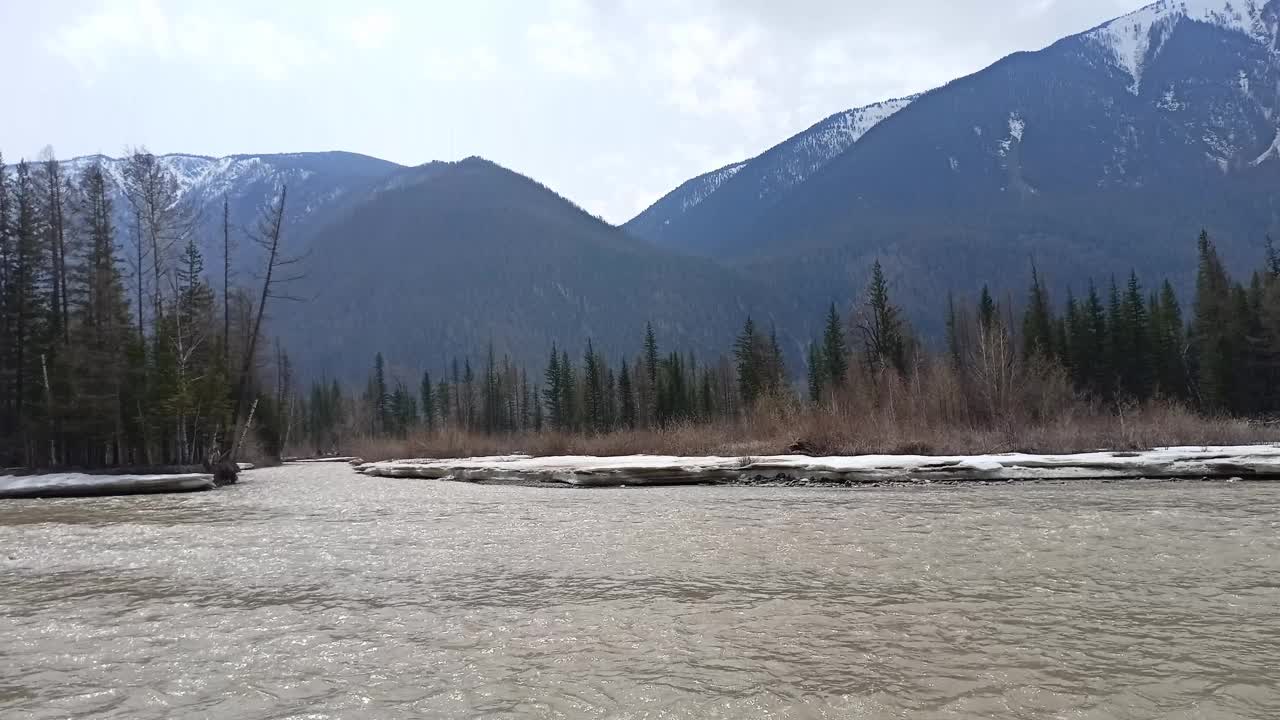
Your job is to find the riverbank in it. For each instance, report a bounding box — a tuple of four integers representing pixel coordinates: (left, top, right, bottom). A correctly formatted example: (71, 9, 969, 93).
(0, 463, 257, 499)
(356, 445, 1280, 487)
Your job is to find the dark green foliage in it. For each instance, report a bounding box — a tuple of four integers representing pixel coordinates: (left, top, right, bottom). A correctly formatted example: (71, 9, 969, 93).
(1021, 264, 1054, 361)
(807, 342, 824, 402)
(859, 261, 908, 374)
(617, 360, 636, 429)
(822, 303, 848, 388)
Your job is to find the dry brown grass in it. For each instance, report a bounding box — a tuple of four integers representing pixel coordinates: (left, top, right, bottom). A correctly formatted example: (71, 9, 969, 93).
(330, 354, 1280, 461)
(342, 396, 1275, 462)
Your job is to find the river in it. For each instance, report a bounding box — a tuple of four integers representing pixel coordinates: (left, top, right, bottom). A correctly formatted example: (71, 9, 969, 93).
(2, 464, 1279, 718)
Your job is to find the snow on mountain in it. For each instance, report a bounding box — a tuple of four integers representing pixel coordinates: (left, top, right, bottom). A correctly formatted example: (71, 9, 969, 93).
(761, 96, 918, 199)
(681, 162, 747, 213)
(624, 95, 917, 245)
(1085, 0, 1278, 93)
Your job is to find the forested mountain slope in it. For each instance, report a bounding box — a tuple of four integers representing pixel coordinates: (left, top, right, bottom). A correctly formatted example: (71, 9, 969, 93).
(633, 0, 1280, 332)
(278, 158, 795, 380)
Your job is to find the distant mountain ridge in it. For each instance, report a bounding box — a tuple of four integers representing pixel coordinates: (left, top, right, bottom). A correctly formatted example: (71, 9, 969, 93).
(627, 0, 1280, 337)
(624, 96, 917, 250)
(11, 1, 1280, 380)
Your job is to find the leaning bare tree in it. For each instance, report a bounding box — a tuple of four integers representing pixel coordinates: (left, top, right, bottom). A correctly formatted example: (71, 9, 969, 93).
(213, 185, 303, 482)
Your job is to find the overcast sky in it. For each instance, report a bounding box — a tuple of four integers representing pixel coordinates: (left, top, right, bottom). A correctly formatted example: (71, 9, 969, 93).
(3, 0, 1143, 223)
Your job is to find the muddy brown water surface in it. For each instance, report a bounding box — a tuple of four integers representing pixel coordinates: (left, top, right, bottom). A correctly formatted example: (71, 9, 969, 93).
(2, 464, 1279, 718)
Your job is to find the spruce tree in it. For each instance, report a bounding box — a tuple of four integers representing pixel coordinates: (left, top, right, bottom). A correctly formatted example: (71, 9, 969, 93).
(618, 359, 636, 429)
(735, 316, 761, 408)
(642, 322, 658, 426)
(543, 345, 562, 430)
(583, 339, 604, 432)
(420, 370, 434, 431)
(1120, 271, 1151, 400)
(861, 261, 906, 373)
(1151, 280, 1187, 398)
(978, 285, 997, 332)
(372, 352, 389, 435)
(1021, 264, 1054, 360)
(822, 302, 848, 387)
(1084, 281, 1108, 395)
(559, 350, 575, 431)
(1192, 231, 1235, 411)
(807, 341, 824, 403)
(945, 292, 962, 369)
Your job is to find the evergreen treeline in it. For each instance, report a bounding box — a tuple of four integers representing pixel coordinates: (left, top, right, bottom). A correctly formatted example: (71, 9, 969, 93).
(301, 242, 1280, 454)
(0, 148, 292, 469)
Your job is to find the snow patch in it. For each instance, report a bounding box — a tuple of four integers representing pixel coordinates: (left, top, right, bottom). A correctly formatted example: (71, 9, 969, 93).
(1157, 87, 1185, 110)
(998, 113, 1026, 156)
(679, 162, 747, 212)
(359, 445, 1280, 486)
(1252, 128, 1280, 165)
(1084, 0, 1272, 94)
(760, 94, 919, 198)
(0, 472, 215, 499)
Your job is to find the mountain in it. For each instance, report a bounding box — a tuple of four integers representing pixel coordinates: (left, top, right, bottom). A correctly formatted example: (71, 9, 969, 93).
(631, 0, 1280, 329)
(276, 158, 792, 380)
(60, 151, 404, 274)
(624, 96, 917, 252)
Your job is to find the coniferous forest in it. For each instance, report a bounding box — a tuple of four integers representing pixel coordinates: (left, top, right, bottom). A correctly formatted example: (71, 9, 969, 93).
(301, 237, 1280, 460)
(0, 150, 293, 470)
(3, 149, 1279, 468)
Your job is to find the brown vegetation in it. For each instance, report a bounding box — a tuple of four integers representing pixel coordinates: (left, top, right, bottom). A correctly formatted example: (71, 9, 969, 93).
(344, 362, 1274, 461)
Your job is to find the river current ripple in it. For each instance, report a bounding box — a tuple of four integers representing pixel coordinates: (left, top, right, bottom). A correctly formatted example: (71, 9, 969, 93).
(2, 465, 1279, 718)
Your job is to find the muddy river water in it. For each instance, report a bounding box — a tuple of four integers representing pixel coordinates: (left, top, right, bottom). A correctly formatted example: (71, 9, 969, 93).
(2, 464, 1279, 718)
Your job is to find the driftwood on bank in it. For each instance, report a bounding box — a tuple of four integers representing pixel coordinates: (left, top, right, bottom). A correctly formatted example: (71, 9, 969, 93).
(355, 446, 1280, 487)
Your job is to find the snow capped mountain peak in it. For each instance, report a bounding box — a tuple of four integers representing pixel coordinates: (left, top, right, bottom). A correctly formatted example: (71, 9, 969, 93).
(762, 95, 919, 197)
(624, 94, 919, 241)
(1084, 0, 1277, 93)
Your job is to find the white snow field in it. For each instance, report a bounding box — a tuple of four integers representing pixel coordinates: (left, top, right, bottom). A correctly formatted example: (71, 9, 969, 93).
(357, 445, 1280, 487)
(0, 472, 217, 499)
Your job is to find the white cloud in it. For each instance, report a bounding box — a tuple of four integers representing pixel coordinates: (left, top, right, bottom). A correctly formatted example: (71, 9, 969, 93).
(421, 45, 502, 83)
(349, 11, 395, 50)
(527, 19, 614, 79)
(46, 0, 316, 82)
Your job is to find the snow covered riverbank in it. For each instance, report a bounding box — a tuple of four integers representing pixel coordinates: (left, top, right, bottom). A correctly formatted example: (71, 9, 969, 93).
(356, 445, 1280, 487)
(0, 472, 217, 499)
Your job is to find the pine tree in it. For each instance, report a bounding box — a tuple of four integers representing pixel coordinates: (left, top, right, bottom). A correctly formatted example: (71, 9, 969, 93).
(618, 359, 636, 430)
(1151, 280, 1187, 398)
(822, 302, 848, 387)
(735, 316, 762, 408)
(1119, 271, 1151, 400)
(462, 358, 475, 430)
(420, 370, 435, 431)
(860, 261, 906, 373)
(945, 292, 963, 369)
(1022, 263, 1054, 360)
(978, 285, 997, 332)
(642, 322, 658, 427)
(1192, 231, 1235, 411)
(482, 342, 499, 434)
(372, 352, 389, 435)
(583, 339, 604, 432)
(543, 345, 562, 430)
(1084, 281, 1108, 395)
(69, 161, 132, 464)
(807, 341, 824, 403)
(559, 350, 575, 431)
